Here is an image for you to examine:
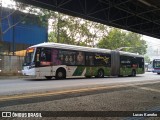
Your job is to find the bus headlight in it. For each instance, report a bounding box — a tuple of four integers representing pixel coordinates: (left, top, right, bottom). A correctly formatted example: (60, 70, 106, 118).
(29, 65, 35, 69)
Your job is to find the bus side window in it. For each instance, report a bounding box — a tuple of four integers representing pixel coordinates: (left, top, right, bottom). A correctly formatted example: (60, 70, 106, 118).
(136, 57, 144, 68)
(40, 48, 51, 66)
(94, 53, 110, 66)
(86, 53, 94, 66)
(120, 56, 132, 68)
(36, 48, 40, 62)
(76, 52, 85, 65)
(41, 49, 51, 62)
(41, 51, 46, 61)
(33, 48, 40, 67)
(132, 57, 137, 67)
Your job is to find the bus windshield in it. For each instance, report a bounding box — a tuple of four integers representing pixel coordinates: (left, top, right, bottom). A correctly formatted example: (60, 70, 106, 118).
(153, 60, 160, 68)
(23, 48, 35, 66)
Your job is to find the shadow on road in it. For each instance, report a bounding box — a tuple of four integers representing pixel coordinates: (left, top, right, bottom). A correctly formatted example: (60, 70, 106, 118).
(24, 75, 143, 82)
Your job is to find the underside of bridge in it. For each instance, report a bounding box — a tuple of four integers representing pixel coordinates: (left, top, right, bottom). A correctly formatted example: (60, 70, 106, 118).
(16, 0, 160, 39)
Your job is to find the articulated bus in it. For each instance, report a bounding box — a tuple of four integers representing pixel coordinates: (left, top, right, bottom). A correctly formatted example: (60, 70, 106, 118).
(152, 59, 160, 74)
(22, 42, 144, 79)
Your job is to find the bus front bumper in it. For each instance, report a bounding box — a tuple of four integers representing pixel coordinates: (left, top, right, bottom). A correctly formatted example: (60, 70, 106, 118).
(22, 66, 36, 76)
(153, 69, 160, 73)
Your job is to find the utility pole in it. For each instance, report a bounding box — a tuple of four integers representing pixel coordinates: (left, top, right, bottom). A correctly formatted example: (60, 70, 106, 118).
(12, 13, 15, 55)
(57, 13, 60, 43)
(0, 0, 3, 41)
(0, 0, 3, 55)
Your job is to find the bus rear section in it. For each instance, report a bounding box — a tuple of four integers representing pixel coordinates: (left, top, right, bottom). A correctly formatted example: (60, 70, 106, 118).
(152, 59, 160, 74)
(111, 51, 145, 77)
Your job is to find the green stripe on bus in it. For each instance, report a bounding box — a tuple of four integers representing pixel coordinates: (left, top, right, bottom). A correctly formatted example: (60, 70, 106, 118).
(73, 66, 85, 76)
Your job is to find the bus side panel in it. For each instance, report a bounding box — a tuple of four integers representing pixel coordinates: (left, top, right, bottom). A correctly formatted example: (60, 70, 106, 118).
(85, 66, 111, 76)
(36, 66, 54, 77)
(73, 66, 86, 76)
(119, 67, 144, 76)
(104, 67, 111, 76)
(68, 66, 86, 76)
(36, 65, 67, 77)
(66, 66, 87, 77)
(136, 68, 144, 74)
(85, 67, 96, 76)
(119, 67, 132, 76)
(68, 66, 111, 77)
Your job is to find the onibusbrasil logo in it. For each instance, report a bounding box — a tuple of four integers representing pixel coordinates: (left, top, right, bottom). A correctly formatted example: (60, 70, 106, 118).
(2, 112, 42, 118)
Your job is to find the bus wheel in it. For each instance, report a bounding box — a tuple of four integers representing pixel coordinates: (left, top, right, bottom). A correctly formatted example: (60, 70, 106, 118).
(157, 73, 160, 75)
(96, 69, 104, 78)
(131, 70, 136, 77)
(118, 75, 123, 77)
(56, 68, 66, 79)
(85, 75, 91, 78)
(45, 76, 52, 79)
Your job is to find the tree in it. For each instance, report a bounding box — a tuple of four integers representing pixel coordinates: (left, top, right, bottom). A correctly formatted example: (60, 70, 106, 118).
(97, 28, 147, 55)
(144, 55, 151, 63)
(48, 13, 109, 47)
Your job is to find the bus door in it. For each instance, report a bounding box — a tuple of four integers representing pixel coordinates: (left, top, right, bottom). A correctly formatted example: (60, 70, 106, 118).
(35, 48, 52, 77)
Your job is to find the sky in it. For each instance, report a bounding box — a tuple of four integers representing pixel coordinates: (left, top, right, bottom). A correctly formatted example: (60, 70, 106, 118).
(2, 0, 16, 8)
(143, 35, 160, 49)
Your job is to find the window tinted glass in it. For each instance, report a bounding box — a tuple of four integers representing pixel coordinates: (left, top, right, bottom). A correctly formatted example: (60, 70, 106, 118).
(76, 52, 85, 65)
(95, 53, 111, 66)
(40, 48, 51, 66)
(86, 53, 94, 66)
(153, 60, 160, 68)
(41, 48, 51, 62)
(51, 49, 62, 65)
(59, 50, 76, 65)
(120, 56, 132, 68)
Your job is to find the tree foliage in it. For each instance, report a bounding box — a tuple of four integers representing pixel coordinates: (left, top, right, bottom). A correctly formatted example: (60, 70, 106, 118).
(97, 28, 147, 55)
(144, 55, 151, 63)
(48, 12, 109, 47)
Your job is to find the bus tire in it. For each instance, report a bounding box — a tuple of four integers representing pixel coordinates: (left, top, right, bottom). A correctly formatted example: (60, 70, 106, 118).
(45, 76, 52, 79)
(85, 75, 91, 78)
(157, 73, 160, 75)
(56, 68, 66, 79)
(96, 69, 104, 78)
(118, 75, 123, 77)
(131, 70, 136, 77)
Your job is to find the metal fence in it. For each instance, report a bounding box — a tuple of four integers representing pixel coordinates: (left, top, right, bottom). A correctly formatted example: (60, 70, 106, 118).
(0, 55, 24, 75)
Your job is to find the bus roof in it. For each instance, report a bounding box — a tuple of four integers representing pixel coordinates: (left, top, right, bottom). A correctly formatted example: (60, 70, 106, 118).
(30, 42, 144, 58)
(30, 42, 111, 53)
(119, 51, 144, 58)
(153, 59, 160, 61)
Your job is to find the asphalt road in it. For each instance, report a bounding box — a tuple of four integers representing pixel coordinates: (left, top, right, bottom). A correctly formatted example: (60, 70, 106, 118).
(0, 72, 160, 119)
(0, 72, 160, 96)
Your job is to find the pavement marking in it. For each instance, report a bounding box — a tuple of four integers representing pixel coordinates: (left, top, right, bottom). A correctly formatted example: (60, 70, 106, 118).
(0, 80, 160, 102)
(0, 84, 128, 102)
(134, 86, 160, 93)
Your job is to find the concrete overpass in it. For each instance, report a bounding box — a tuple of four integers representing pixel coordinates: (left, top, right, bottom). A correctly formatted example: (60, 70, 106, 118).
(16, 0, 160, 39)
